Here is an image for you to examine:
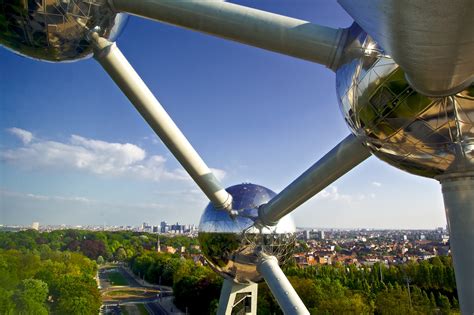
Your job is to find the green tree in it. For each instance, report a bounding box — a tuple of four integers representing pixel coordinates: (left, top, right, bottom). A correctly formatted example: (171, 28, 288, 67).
(12, 279, 49, 315)
(115, 248, 127, 261)
(97, 255, 105, 265)
(53, 275, 101, 315)
(0, 287, 14, 314)
(438, 293, 451, 314)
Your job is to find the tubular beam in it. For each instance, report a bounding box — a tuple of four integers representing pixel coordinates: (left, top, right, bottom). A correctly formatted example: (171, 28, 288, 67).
(259, 134, 370, 226)
(110, 0, 344, 69)
(438, 172, 474, 314)
(91, 34, 232, 210)
(338, 0, 474, 96)
(257, 255, 309, 315)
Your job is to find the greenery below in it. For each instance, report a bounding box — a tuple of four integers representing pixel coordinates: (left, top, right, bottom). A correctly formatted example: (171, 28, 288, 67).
(0, 229, 461, 314)
(0, 248, 100, 314)
(131, 249, 460, 314)
(106, 270, 129, 286)
(130, 250, 222, 314)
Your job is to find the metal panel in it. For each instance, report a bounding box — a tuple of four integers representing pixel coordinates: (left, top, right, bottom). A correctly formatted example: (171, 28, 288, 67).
(338, 0, 474, 96)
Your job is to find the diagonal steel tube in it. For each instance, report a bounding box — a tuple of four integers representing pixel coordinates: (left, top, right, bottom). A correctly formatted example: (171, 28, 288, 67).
(110, 0, 345, 69)
(90, 33, 232, 210)
(257, 254, 309, 315)
(259, 134, 370, 226)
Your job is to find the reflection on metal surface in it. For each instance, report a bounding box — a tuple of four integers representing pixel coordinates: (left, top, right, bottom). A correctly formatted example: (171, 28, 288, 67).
(0, 0, 126, 62)
(336, 24, 474, 178)
(198, 183, 295, 284)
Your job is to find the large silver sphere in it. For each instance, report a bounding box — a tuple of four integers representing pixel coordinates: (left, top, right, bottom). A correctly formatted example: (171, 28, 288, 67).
(336, 24, 474, 178)
(0, 0, 127, 62)
(198, 183, 295, 284)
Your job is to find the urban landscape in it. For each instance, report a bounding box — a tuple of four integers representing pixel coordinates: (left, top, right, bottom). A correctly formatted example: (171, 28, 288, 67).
(2, 0, 473, 314)
(0, 222, 451, 269)
(0, 221, 458, 314)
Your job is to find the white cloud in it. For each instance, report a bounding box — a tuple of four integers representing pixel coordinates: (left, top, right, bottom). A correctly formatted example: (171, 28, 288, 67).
(7, 127, 33, 144)
(315, 186, 369, 203)
(316, 186, 352, 202)
(372, 181, 382, 187)
(1, 190, 92, 203)
(0, 189, 165, 210)
(2, 129, 226, 183)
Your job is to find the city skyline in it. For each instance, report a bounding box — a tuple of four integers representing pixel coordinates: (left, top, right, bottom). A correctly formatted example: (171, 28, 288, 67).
(0, 1, 446, 229)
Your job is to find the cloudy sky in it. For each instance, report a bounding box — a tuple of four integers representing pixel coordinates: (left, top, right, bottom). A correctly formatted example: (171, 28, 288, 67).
(0, 1, 446, 228)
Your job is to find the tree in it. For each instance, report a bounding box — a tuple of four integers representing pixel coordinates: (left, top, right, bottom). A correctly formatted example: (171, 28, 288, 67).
(97, 255, 105, 265)
(438, 293, 451, 314)
(12, 279, 49, 315)
(114, 247, 127, 261)
(53, 275, 101, 315)
(0, 287, 14, 315)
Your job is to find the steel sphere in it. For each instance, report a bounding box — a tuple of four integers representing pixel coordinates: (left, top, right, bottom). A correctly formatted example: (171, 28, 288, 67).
(336, 24, 474, 178)
(198, 183, 295, 284)
(0, 1, 127, 62)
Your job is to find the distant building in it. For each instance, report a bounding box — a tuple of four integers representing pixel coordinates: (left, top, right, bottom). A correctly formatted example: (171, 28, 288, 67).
(141, 222, 152, 232)
(163, 246, 176, 254)
(320, 230, 325, 240)
(160, 221, 168, 233)
(31, 222, 39, 230)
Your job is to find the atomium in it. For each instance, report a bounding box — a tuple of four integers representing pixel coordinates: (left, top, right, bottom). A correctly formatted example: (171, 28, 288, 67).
(337, 24, 474, 178)
(0, 0, 126, 61)
(198, 183, 295, 283)
(2, 1, 474, 313)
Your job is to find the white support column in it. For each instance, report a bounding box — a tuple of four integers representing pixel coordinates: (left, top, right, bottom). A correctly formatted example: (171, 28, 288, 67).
(257, 255, 309, 315)
(110, 0, 345, 69)
(217, 279, 257, 315)
(90, 34, 232, 211)
(258, 134, 370, 226)
(437, 172, 474, 315)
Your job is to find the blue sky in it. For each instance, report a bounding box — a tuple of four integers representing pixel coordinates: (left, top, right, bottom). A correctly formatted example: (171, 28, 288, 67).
(0, 1, 446, 228)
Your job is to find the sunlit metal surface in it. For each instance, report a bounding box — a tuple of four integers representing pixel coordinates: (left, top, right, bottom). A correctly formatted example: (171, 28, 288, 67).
(198, 183, 295, 284)
(336, 24, 474, 178)
(338, 0, 474, 96)
(0, 0, 126, 62)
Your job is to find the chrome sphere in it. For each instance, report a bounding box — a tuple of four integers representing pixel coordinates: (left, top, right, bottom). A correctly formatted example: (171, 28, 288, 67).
(336, 24, 474, 178)
(0, 0, 127, 62)
(198, 183, 295, 284)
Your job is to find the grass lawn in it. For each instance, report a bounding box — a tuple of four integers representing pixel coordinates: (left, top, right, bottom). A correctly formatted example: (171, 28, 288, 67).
(120, 304, 149, 315)
(137, 304, 149, 315)
(102, 288, 160, 301)
(108, 289, 142, 296)
(120, 305, 129, 315)
(107, 271, 129, 286)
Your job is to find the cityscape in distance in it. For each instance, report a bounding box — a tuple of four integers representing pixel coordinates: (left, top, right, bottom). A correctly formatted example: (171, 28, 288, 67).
(1, 0, 471, 314)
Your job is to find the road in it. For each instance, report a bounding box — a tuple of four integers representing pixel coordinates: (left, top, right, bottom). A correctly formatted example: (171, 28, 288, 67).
(99, 264, 180, 315)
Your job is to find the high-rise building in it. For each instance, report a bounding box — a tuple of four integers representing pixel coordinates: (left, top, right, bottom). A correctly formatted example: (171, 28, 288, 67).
(31, 222, 39, 230)
(320, 230, 325, 240)
(160, 221, 168, 234)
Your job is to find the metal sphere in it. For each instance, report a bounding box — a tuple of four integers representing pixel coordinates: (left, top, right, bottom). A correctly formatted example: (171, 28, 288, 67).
(336, 24, 474, 178)
(0, 0, 127, 62)
(198, 183, 295, 284)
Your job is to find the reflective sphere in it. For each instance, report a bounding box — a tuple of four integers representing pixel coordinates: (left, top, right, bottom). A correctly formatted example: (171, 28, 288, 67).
(336, 24, 474, 178)
(0, 0, 127, 62)
(198, 183, 295, 283)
